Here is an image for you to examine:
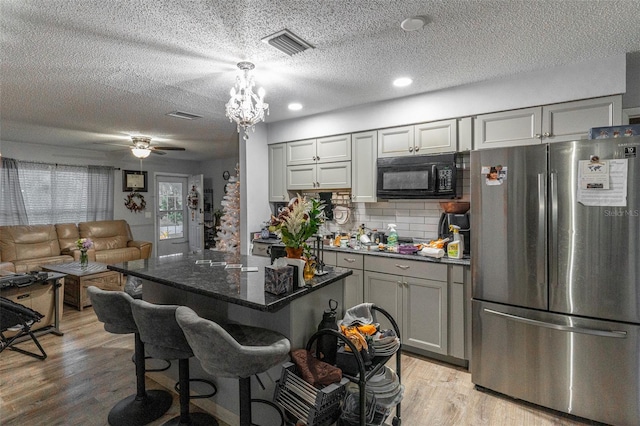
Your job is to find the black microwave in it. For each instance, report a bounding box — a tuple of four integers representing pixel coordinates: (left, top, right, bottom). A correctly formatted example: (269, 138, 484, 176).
(376, 153, 458, 199)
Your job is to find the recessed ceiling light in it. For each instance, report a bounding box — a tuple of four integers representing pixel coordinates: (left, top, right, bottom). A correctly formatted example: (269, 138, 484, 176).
(288, 103, 303, 111)
(401, 16, 428, 32)
(393, 77, 413, 87)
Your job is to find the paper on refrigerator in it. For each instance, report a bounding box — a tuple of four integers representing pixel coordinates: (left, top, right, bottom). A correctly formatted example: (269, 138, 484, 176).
(577, 159, 628, 207)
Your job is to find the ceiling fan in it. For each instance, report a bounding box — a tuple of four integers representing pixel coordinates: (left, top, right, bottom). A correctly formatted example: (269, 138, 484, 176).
(130, 136, 185, 158)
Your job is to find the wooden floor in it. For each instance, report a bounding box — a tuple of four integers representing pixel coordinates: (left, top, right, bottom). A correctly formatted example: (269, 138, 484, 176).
(0, 306, 602, 426)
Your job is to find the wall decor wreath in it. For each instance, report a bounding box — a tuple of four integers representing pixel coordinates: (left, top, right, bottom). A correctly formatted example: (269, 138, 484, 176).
(187, 185, 199, 210)
(124, 192, 146, 213)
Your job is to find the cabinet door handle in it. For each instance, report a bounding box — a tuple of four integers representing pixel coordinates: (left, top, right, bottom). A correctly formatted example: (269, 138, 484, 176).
(534, 133, 542, 138)
(414, 146, 420, 152)
(316, 182, 320, 187)
(344, 258, 356, 263)
(543, 132, 552, 137)
(17, 294, 30, 299)
(316, 156, 320, 161)
(408, 147, 414, 152)
(397, 280, 403, 286)
(395, 264, 410, 270)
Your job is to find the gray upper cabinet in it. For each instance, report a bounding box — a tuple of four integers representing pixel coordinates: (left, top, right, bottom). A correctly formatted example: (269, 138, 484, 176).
(286, 134, 352, 190)
(474, 107, 542, 149)
(414, 119, 458, 154)
(351, 130, 377, 203)
(542, 96, 622, 142)
(286, 134, 351, 165)
(377, 125, 414, 157)
(475, 95, 622, 149)
(268, 143, 288, 202)
(379, 119, 463, 157)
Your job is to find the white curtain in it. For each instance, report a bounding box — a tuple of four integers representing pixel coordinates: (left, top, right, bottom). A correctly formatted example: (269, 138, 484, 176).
(0, 158, 28, 225)
(0, 160, 115, 225)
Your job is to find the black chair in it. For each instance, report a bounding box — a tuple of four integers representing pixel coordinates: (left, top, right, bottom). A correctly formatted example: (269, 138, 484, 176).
(87, 287, 173, 426)
(0, 296, 47, 360)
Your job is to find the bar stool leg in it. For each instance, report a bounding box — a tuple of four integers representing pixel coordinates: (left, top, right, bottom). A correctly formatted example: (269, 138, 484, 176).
(108, 334, 173, 426)
(239, 377, 252, 426)
(163, 359, 218, 426)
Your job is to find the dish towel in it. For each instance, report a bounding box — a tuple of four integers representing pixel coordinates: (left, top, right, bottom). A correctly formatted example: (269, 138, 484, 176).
(341, 302, 374, 326)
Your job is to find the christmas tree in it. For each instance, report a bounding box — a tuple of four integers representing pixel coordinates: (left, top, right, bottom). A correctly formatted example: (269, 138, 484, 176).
(215, 166, 240, 253)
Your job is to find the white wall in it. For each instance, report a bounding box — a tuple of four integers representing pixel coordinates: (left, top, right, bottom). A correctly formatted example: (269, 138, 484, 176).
(623, 51, 640, 108)
(238, 126, 271, 255)
(199, 157, 241, 211)
(266, 54, 626, 144)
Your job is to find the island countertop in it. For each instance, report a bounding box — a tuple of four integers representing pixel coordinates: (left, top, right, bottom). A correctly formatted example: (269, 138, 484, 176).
(107, 250, 352, 312)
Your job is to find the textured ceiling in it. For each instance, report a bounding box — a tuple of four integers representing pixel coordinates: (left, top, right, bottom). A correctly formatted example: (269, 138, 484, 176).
(2, 0, 640, 160)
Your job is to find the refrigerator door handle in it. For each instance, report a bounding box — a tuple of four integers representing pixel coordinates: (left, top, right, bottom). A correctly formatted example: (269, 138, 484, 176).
(537, 173, 546, 287)
(549, 171, 558, 287)
(484, 308, 627, 338)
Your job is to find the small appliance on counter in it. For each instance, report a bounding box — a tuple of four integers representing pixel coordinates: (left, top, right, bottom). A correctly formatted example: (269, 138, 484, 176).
(438, 201, 470, 255)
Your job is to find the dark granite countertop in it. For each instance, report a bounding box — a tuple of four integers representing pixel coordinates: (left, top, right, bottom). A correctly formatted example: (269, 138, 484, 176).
(253, 238, 471, 267)
(107, 250, 352, 312)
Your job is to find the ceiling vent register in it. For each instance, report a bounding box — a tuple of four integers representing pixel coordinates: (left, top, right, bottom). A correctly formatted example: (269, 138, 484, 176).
(166, 111, 202, 120)
(262, 29, 314, 56)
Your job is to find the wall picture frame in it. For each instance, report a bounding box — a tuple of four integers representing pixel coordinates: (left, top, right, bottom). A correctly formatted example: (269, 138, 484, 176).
(123, 170, 148, 192)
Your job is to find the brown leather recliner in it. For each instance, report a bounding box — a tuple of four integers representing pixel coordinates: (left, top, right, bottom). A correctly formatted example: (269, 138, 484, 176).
(77, 220, 152, 264)
(0, 225, 74, 273)
(0, 220, 152, 272)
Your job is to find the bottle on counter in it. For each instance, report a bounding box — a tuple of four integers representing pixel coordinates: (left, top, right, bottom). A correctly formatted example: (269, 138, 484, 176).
(447, 224, 464, 259)
(387, 224, 398, 252)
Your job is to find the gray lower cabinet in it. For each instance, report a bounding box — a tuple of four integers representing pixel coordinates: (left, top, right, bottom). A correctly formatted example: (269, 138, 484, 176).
(322, 251, 364, 316)
(325, 251, 470, 363)
(336, 253, 364, 311)
(364, 270, 448, 355)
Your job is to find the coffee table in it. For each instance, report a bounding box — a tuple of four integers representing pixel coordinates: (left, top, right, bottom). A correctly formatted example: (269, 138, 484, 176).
(42, 262, 122, 311)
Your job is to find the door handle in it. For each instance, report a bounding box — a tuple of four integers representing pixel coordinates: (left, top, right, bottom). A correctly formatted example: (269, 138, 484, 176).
(484, 308, 627, 338)
(549, 172, 558, 286)
(537, 173, 546, 287)
(344, 258, 356, 263)
(395, 264, 410, 270)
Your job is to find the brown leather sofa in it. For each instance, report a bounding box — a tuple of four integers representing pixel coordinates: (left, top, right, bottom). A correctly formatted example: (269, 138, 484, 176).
(0, 220, 151, 273)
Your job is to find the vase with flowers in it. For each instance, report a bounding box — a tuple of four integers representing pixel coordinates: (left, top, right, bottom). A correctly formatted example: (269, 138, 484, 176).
(269, 194, 325, 260)
(76, 238, 93, 269)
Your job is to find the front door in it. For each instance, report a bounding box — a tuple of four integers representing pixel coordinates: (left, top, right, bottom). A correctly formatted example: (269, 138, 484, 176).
(156, 174, 188, 256)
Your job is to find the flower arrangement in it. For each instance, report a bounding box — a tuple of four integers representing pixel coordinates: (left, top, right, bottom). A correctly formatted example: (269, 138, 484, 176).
(76, 238, 93, 251)
(269, 194, 325, 249)
(76, 238, 93, 268)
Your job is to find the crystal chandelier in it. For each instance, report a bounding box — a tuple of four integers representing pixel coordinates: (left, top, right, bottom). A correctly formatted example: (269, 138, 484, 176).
(225, 62, 269, 138)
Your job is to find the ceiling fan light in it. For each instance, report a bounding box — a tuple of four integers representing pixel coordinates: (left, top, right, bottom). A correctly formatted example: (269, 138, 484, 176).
(131, 147, 151, 158)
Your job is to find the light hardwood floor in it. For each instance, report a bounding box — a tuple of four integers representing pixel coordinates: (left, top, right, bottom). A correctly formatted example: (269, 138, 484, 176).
(0, 306, 602, 426)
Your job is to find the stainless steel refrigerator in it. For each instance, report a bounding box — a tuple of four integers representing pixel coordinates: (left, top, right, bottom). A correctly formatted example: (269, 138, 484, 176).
(471, 136, 640, 426)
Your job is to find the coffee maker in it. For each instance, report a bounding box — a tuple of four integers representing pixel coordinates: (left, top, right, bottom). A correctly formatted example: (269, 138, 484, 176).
(438, 213, 471, 255)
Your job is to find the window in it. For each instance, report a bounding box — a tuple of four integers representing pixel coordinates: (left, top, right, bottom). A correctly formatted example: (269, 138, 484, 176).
(0, 159, 114, 225)
(158, 181, 184, 240)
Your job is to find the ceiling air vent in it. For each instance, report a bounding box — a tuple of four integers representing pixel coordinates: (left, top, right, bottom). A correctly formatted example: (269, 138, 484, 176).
(261, 29, 314, 56)
(166, 111, 202, 120)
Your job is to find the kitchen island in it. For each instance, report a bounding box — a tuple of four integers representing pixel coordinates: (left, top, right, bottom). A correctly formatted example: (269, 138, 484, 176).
(107, 250, 352, 425)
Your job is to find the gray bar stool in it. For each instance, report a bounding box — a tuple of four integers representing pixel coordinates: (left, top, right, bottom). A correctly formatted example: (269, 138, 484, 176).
(175, 306, 291, 426)
(123, 276, 171, 373)
(87, 286, 172, 426)
(130, 299, 219, 426)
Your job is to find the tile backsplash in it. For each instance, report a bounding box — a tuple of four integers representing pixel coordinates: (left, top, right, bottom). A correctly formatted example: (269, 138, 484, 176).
(319, 153, 470, 240)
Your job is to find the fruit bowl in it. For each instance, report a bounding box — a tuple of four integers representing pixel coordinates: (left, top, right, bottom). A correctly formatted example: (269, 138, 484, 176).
(439, 201, 470, 214)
